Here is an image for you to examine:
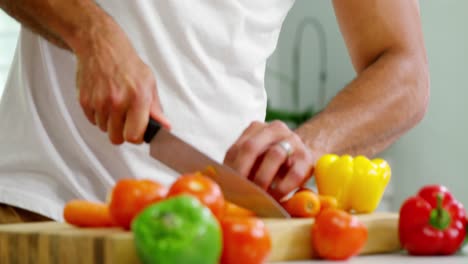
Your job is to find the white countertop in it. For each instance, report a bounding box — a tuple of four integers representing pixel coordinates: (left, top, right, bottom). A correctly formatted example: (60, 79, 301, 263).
(273, 247, 468, 264)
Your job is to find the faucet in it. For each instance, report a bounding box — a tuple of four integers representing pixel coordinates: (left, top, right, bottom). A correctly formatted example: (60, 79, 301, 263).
(266, 17, 328, 128)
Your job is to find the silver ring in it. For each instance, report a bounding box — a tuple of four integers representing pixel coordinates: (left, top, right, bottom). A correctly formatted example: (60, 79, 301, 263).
(277, 140, 293, 157)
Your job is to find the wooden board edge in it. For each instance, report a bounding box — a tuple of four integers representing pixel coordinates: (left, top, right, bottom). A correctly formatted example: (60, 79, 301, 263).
(266, 212, 401, 262)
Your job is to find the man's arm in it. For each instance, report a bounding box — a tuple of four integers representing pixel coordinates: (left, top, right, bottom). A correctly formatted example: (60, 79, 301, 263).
(220, 0, 428, 198)
(295, 0, 430, 158)
(0, 0, 170, 144)
(0, 1, 68, 49)
(0, 0, 110, 54)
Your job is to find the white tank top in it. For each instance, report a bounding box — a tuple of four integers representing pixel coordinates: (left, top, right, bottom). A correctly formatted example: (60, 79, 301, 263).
(0, 0, 294, 220)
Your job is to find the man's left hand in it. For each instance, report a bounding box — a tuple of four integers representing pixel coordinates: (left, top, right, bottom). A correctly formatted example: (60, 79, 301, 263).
(224, 121, 315, 200)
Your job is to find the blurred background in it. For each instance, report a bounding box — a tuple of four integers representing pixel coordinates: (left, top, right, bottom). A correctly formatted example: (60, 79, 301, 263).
(1, 0, 467, 212)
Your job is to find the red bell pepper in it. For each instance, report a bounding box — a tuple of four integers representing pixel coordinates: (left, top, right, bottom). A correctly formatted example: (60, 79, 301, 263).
(399, 185, 466, 255)
(465, 216, 468, 246)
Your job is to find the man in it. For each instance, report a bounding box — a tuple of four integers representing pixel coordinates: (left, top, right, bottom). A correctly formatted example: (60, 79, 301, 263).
(0, 0, 429, 223)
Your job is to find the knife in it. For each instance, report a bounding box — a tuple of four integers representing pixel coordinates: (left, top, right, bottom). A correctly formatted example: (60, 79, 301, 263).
(144, 118, 290, 218)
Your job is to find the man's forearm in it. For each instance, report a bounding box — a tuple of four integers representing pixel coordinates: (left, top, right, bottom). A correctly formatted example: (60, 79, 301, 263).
(295, 50, 429, 158)
(0, 0, 114, 54)
(0, 1, 69, 49)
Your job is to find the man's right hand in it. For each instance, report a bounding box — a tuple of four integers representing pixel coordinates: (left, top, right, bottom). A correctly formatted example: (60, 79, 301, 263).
(75, 27, 170, 145)
(0, 0, 170, 145)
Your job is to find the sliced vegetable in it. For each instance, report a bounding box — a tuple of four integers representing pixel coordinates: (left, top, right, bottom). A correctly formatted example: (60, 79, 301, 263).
(318, 195, 338, 213)
(281, 190, 321, 218)
(223, 201, 256, 218)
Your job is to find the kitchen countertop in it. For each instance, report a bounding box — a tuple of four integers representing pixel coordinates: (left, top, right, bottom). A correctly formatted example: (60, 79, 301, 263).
(273, 247, 468, 264)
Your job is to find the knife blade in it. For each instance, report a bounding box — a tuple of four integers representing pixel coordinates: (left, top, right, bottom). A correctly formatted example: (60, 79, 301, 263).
(144, 118, 290, 218)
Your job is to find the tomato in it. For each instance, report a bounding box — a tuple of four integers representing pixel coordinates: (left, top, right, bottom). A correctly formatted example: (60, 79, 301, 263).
(294, 187, 339, 213)
(167, 173, 224, 219)
(109, 178, 167, 230)
(220, 217, 271, 264)
(281, 190, 321, 218)
(63, 200, 114, 228)
(312, 208, 368, 260)
(318, 195, 338, 213)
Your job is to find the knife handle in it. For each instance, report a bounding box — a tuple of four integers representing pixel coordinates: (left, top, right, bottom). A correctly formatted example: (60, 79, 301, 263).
(144, 117, 162, 143)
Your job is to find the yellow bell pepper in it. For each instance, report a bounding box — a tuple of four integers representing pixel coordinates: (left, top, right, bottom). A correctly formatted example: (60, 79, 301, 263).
(314, 154, 391, 213)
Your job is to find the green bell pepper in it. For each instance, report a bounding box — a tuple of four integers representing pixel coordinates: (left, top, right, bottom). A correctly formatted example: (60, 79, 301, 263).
(132, 195, 222, 264)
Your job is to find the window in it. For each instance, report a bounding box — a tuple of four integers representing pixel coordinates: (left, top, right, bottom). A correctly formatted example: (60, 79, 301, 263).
(0, 10, 20, 97)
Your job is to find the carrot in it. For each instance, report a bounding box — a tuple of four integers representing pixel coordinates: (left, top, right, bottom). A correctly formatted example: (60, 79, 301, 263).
(63, 200, 114, 228)
(281, 191, 321, 218)
(223, 201, 256, 218)
(198, 166, 256, 219)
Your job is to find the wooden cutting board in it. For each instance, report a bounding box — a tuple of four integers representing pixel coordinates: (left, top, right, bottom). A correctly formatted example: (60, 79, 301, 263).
(0, 212, 400, 264)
